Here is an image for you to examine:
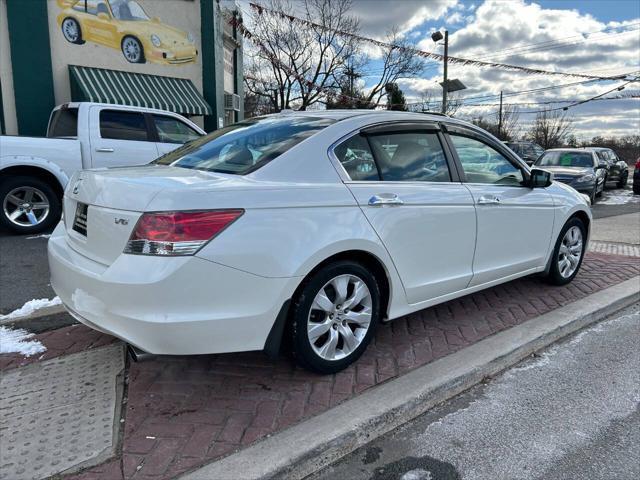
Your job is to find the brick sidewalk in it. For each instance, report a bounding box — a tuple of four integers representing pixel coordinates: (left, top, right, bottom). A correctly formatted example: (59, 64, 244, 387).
(2, 253, 638, 480)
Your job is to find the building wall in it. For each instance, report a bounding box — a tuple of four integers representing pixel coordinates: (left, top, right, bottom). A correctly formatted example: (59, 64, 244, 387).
(0, 0, 18, 135)
(46, 0, 205, 127)
(1, 0, 242, 135)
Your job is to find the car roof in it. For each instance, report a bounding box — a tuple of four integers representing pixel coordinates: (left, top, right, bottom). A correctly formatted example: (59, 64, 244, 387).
(579, 146, 611, 152)
(544, 148, 595, 154)
(262, 109, 455, 122)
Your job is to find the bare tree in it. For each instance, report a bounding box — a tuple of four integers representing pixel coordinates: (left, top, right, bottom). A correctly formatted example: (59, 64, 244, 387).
(247, 0, 360, 110)
(362, 28, 424, 106)
(526, 109, 575, 149)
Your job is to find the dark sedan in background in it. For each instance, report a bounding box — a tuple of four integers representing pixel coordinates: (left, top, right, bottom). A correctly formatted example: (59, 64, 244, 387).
(582, 146, 629, 188)
(535, 149, 607, 204)
(504, 141, 545, 165)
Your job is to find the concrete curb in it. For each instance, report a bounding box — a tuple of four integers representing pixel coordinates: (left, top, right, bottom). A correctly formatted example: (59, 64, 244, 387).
(180, 276, 640, 480)
(0, 305, 73, 332)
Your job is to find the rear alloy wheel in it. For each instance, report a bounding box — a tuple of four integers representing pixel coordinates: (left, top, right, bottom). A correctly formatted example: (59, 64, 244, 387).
(122, 36, 145, 64)
(545, 217, 586, 286)
(0, 177, 61, 234)
(61, 17, 84, 44)
(291, 261, 381, 374)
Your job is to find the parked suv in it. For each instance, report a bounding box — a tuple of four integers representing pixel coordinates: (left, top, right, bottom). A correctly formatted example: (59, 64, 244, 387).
(504, 141, 545, 165)
(535, 148, 607, 203)
(581, 147, 629, 188)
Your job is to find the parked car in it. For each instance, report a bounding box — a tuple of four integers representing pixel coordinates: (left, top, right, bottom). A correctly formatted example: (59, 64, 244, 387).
(56, 0, 198, 64)
(504, 141, 545, 165)
(580, 147, 629, 188)
(0, 102, 204, 233)
(48, 111, 591, 374)
(633, 157, 640, 195)
(535, 148, 607, 204)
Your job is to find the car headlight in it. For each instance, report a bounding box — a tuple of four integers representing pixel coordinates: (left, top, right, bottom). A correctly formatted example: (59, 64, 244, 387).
(187, 32, 195, 44)
(576, 174, 595, 183)
(151, 34, 162, 47)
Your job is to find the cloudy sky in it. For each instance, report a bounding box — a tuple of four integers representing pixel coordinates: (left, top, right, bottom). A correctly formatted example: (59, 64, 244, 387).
(244, 0, 640, 139)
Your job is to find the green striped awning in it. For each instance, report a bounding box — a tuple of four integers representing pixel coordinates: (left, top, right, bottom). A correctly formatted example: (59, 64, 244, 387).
(69, 65, 212, 116)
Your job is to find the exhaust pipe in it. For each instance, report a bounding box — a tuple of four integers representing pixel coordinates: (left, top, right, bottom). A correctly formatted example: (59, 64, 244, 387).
(127, 345, 156, 362)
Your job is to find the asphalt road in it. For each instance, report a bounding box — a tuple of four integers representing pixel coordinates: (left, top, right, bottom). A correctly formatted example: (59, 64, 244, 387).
(310, 302, 640, 480)
(0, 183, 637, 315)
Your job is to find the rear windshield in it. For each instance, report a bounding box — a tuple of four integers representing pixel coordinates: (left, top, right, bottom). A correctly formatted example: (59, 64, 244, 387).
(536, 151, 594, 168)
(47, 107, 79, 138)
(153, 116, 335, 175)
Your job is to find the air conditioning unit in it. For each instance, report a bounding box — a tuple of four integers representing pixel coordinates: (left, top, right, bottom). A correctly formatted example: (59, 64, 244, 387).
(224, 93, 241, 111)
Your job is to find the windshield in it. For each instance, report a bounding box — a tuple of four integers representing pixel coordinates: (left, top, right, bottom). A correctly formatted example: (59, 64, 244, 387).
(536, 151, 594, 168)
(153, 116, 335, 175)
(110, 0, 150, 21)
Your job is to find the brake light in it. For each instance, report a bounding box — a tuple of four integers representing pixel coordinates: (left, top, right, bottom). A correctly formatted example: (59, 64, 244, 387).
(124, 209, 244, 256)
(635, 159, 640, 169)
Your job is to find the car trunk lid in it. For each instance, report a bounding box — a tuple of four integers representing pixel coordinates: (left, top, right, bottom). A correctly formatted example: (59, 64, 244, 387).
(64, 165, 241, 265)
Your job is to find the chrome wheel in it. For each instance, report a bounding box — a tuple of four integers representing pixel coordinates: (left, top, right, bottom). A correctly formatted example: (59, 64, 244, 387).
(62, 18, 79, 43)
(122, 37, 142, 63)
(2, 186, 50, 227)
(307, 274, 372, 361)
(558, 226, 583, 278)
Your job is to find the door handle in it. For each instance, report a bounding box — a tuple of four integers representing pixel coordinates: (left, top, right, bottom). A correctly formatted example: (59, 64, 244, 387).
(477, 195, 501, 205)
(96, 148, 114, 153)
(368, 193, 404, 206)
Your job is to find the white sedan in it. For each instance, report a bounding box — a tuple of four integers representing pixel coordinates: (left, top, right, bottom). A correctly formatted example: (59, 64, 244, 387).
(48, 111, 591, 373)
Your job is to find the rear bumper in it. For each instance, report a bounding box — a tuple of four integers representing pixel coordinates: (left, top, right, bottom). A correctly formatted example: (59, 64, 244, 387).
(48, 223, 297, 355)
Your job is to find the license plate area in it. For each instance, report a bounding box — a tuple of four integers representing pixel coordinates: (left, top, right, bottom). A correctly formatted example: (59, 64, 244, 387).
(72, 202, 88, 236)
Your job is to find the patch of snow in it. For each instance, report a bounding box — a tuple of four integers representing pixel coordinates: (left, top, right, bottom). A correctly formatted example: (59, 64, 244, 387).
(0, 326, 46, 356)
(25, 233, 51, 240)
(401, 469, 432, 480)
(598, 189, 640, 206)
(0, 297, 62, 321)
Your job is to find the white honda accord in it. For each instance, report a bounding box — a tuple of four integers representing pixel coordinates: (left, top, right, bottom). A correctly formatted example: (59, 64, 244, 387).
(49, 111, 591, 373)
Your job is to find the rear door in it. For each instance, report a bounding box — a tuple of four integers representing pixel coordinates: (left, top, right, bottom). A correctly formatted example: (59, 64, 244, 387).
(150, 114, 204, 156)
(334, 122, 476, 305)
(90, 107, 160, 168)
(444, 125, 555, 286)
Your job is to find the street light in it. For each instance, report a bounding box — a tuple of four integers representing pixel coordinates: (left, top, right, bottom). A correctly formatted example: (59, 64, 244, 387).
(432, 30, 448, 114)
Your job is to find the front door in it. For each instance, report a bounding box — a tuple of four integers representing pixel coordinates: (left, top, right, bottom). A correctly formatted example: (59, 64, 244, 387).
(446, 128, 555, 286)
(82, 1, 118, 47)
(90, 107, 160, 168)
(333, 124, 477, 305)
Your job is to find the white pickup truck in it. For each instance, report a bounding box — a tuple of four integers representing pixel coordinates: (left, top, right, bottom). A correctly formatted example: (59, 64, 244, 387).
(0, 102, 205, 234)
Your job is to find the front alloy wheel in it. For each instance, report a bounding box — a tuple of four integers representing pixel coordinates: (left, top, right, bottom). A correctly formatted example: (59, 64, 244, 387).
(61, 18, 84, 44)
(546, 217, 586, 285)
(291, 261, 381, 373)
(122, 36, 145, 63)
(0, 176, 61, 234)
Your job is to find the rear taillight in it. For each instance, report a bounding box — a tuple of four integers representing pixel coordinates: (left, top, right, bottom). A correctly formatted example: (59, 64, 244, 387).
(124, 209, 244, 256)
(635, 159, 640, 169)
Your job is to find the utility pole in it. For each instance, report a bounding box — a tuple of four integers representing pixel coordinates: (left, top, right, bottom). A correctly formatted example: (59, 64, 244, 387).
(442, 30, 448, 114)
(498, 90, 503, 139)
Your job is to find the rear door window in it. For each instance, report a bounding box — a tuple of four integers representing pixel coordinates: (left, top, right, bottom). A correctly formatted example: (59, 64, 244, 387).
(367, 131, 451, 182)
(333, 134, 380, 181)
(47, 108, 79, 138)
(100, 110, 150, 141)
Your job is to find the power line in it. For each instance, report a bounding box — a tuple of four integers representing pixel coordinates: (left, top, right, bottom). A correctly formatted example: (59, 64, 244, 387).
(248, 2, 635, 82)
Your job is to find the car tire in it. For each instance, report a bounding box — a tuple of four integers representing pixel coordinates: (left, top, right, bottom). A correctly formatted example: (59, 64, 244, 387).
(0, 176, 61, 235)
(290, 260, 381, 374)
(633, 182, 640, 195)
(61, 17, 85, 45)
(596, 176, 605, 197)
(589, 185, 597, 204)
(121, 36, 145, 64)
(544, 217, 587, 286)
(617, 172, 628, 188)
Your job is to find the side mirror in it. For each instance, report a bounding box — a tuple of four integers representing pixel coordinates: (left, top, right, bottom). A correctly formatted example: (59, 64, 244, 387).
(152, 16, 161, 23)
(97, 12, 110, 20)
(597, 161, 608, 169)
(530, 168, 553, 188)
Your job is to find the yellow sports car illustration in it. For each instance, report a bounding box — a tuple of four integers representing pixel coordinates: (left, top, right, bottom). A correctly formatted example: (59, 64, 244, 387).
(56, 0, 198, 65)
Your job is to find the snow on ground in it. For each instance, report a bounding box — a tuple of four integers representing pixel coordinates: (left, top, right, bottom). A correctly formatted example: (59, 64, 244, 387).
(25, 234, 51, 240)
(598, 188, 640, 206)
(0, 326, 46, 356)
(0, 297, 62, 321)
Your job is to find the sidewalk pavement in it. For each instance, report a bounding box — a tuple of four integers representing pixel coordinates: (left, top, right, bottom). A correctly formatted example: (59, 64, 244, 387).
(1, 252, 638, 480)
